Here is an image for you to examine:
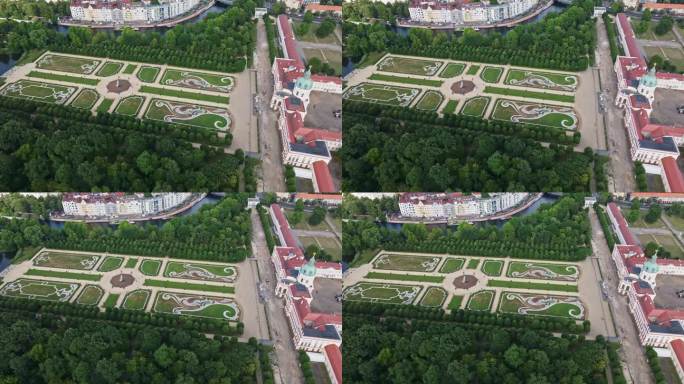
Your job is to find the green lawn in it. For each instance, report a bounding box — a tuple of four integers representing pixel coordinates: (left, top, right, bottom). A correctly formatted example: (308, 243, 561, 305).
(439, 258, 465, 273)
(376, 56, 443, 76)
(161, 68, 234, 93)
(365, 271, 444, 283)
(144, 98, 231, 131)
(490, 99, 578, 130)
(466, 290, 494, 311)
(114, 95, 145, 116)
(480, 66, 503, 83)
(70, 88, 99, 109)
(460, 96, 490, 117)
(298, 236, 342, 261)
(415, 90, 444, 111)
(357, 51, 385, 69)
(96, 61, 123, 77)
(292, 20, 341, 45)
(487, 279, 578, 292)
(139, 259, 162, 276)
(123, 64, 137, 74)
(442, 99, 458, 114)
(439, 63, 466, 78)
(344, 82, 419, 107)
(637, 233, 684, 259)
(125, 258, 138, 268)
(481, 260, 503, 276)
(498, 291, 584, 319)
(484, 86, 575, 103)
(666, 214, 684, 231)
(506, 261, 579, 281)
(103, 293, 120, 308)
(373, 253, 442, 272)
(25, 269, 102, 281)
(343, 282, 421, 305)
(144, 279, 235, 294)
(97, 98, 114, 113)
(122, 289, 150, 311)
(447, 295, 463, 310)
(1, 79, 77, 105)
(76, 285, 103, 305)
(466, 65, 480, 75)
(27, 71, 100, 86)
(140, 85, 229, 104)
(0, 278, 79, 302)
(137, 66, 161, 83)
(368, 73, 443, 87)
(419, 287, 447, 307)
(153, 291, 239, 320)
(504, 69, 578, 91)
(164, 261, 237, 282)
(36, 54, 100, 75)
(33, 251, 100, 270)
(466, 258, 480, 269)
(97, 256, 124, 272)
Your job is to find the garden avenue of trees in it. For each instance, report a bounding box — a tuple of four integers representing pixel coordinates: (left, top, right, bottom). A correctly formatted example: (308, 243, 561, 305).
(0, 99, 255, 192)
(344, 0, 597, 71)
(0, 195, 253, 262)
(342, 102, 593, 191)
(343, 195, 592, 264)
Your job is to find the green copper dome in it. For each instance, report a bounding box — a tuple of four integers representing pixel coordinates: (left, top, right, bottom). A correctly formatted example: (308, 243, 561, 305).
(640, 65, 658, 88)
(643, 253, 659, 274)
(300, 257, 317, 277)
(295, 68, 313, 90)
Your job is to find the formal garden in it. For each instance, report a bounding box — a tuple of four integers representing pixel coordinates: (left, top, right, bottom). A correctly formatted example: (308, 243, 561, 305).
(342, 282, 422, 305)
(343, 82, 420, 107)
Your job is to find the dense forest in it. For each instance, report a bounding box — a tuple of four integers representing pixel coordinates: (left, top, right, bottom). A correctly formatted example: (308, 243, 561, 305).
(344, 309, 609, 384)
(343, 195, 592, 263)
(341, 194, 399, 221)
(0, 193, 61, 218)
(344, 0, 597, 71)
(0, 0, 69, 21)
(0, 98, 254, 192)
(342, 103, 592, 192)
(342, 0, 409, 22)
(0, 310, 257, 383)
(1, 0, 257, 72)
(0, 195, 252, 262)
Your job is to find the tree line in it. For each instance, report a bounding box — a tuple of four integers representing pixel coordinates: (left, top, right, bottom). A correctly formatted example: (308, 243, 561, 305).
(344, 0, 597, 71)
(0, 0, 69, 22)
(0, 98, 250, 192)
(342, 103, 593, 192)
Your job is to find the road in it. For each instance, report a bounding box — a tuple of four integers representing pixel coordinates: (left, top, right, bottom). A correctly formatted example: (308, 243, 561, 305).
(597, 15, 636, 192)
(590, 208, 654, 384)
(251, 208, 304, 384)
(255, 18, 286, 192)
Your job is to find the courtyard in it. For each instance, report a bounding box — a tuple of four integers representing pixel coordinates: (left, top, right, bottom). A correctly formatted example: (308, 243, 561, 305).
(0, 51, 257, 153)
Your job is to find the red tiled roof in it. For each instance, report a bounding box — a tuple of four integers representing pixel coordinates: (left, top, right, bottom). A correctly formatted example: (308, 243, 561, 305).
(640, 294, 656, 317)
(285, 111, 304, 144)
(305, 4, 342, 13)
(277, 15, 303, 67)
(632, 280, 654, 295)
(642, 124, 684, 141)
(671, 340, 684, 369)
(290, 284, 311, 298)
(285, 97, 306, 113)
(657, 72, 684, 81)
(312, 161, 336, 193)
(662, 157, 684, 193)
(315, 261, 342, 270)
(618, 56, 647, 82)
(297, 127, 342, 144)
(644, 3, 684, 10)
(324, 344, 342, 384)
(311, 74, 342, 85)
(272, 204, 298, 248)
(295, 193, 343, 200)
(617, 244, 645, 260)
(617, 13, 642, 58)
(608, 202, 638, 245)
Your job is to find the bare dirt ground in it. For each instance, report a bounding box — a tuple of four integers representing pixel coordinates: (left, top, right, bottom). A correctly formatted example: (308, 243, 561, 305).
(654, 274, 684, 309)
(304, 91, 342, 132)
(651, 88, 684, 126)
(310, 277, 342, 314)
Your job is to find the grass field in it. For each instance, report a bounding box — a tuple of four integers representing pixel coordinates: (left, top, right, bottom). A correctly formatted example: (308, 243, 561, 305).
(70, 88, 99, 109)
(97, 256, 124, 272)
(632, 19, 677, 42)
(140, 85, 229, 104)
(373, 253, 442, 272)
(498, 291, 585, 319)
(97, 98, 114, 113)
(144, 98, 232, 131)
(466, 290, 494, 311)
(481, 260, 503, 276)
(460, 96, 490, 117)
(365, 271, 444, 283)
(144, 279, 235, 294)
(76, 285, 103, 305)
(304, 48, 342, 74)
(376, 56, 443, 76)
(622, 208, 666, 229)
(96, 61, 123, 77)
(368, 73, 443, 87)
(419, 287, 447, 307)
(666, 214, 684, 231)
(33, 251, 100, 270)
(161, 69, 234, 93)
(480, 66, 503, 83)
(357, 51, 385, 69)
(25, 269, 102, 282)
(466, 258, 480, 269)
(442, 99, 458, 114)
(153, 291, 240, 320)
(504, 69, 578, 92)
(298, 236, 342, 261)
(415, 90, 444, 111)
(484, 86, 575, 103)
(344, 82, 420, 107)
(343, 282, 422, 305)
(1, 79, 77, 104)
(139, 259, 162, 276)
(27, 71, 100, 86)
(507, 261, 579, 282)
(439, 258, 465, 273)
(466, 65, 480, 75)
(487, 279, 578, 292)
(164, 261, 237, 283)
(103, 293, 120, 308)
(36, 54, 100, 74)
(137, 66, 160, 83)
(490, 98, 578, 130)
(447, 295, 463, 310)
(123, 64, 137, 75)
(439, 63, 466, 78)
(292, 21, 341, 45)
(125, 258, 138, 268)
(0, 278, 79, 302)
(114, 95, 145, 116)
(637, 233, 684, 259)
(122, 289, 151, 310)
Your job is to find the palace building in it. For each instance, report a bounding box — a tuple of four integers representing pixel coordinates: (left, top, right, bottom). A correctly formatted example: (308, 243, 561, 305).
(613, 13, 684, 192)
(270, 15, 342, 193)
